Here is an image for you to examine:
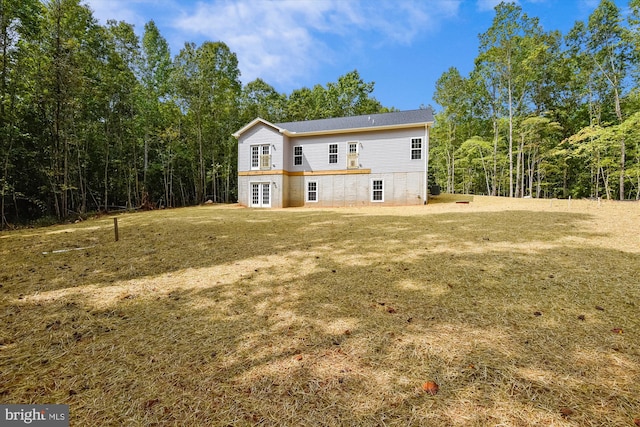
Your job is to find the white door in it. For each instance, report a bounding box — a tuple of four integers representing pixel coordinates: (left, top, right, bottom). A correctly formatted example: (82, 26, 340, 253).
(250, 182, 271, 207)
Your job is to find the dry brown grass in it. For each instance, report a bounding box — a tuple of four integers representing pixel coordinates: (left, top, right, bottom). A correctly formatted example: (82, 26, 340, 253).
(1, 196, 639, 426)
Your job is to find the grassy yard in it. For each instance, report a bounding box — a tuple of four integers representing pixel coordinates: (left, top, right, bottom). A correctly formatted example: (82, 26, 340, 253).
(1, 196, 639, 426)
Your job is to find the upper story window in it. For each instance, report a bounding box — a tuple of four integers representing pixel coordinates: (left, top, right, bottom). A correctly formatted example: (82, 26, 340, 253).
(294, 146, 303, 166)
(348, 142, 358, 154)
(251, 144, 271, 170)
(329, 143, 338, 164)
(411, 138, 422, 160)
(347, 142, 359, 169)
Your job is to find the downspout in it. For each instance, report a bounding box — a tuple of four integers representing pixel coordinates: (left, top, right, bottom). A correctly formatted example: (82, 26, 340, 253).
(424, 123, 430, 205)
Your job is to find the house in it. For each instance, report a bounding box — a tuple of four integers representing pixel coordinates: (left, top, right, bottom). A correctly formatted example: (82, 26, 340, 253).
(232, 108, 434, 208)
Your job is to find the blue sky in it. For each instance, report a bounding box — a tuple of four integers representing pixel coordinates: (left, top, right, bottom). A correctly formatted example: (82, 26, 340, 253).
(84, 0, 627, 112)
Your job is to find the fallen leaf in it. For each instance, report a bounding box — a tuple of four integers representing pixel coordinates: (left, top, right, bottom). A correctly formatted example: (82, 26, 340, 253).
(387, 307, 397, 314)
(633, 418, 640, 426)
(422, 381, 439, 395)
(144, 399, 160, 410)
(560, 407, 573, 417)
(294, 354, 303, 361)
(577, 315, 585, 321)
(611, 328, 623, 334)
(595, 305, 605, 311)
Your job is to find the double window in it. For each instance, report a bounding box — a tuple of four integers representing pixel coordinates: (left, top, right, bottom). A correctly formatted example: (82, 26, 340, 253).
(411, 138, 422, 160)
(307, 181, 318, 202)
(328, 143, 338, 164)
(371, 179, 384, 202)
(251, 145, 271, 170)
(294, 146, 303, 166)
(250, 182, 271, 207)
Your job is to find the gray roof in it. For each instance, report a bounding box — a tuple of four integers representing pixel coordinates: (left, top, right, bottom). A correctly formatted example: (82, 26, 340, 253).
(275, 108, 434, 134)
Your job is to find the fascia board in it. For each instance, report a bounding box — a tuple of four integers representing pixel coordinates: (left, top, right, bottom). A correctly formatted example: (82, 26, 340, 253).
(232, 118, 285, 138)
(280, 121, 434, 137)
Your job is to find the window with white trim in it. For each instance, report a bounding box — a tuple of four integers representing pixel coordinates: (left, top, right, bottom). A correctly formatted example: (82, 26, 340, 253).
(371, 179, 384, 202)
(307, 181, 318, 202)
(251, 144, 271, 170)
(411, 138, 422, 160)
(251, 145, 260, 169)
(347, 142, 359, 169)
(294, 146, 303, 166)
(348, 142, 358, 154)
(329, 143, 338, 164)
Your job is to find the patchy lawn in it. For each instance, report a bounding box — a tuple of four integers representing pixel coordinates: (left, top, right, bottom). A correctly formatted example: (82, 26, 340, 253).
(1, 196, 639, 426)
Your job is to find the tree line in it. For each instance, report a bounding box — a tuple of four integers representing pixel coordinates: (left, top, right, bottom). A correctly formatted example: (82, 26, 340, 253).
(2, 0, 639, 228)
(0, 0, 386, 227)
(431, 0, 640, 200)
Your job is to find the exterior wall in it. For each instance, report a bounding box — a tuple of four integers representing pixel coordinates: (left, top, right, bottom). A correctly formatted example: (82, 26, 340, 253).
(237, 174, 285, 208)
(237, 123, 285, 207)
(292, 172, 425, 207)
(237, 121, 429, 208)
(286, 127, 426, 174)
(237, 123, 284, 172)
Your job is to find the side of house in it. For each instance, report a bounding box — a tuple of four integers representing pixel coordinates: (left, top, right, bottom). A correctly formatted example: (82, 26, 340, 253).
(234, 109, 434, 208)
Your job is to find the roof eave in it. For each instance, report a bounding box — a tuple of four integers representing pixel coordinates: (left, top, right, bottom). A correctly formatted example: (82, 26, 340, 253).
(280, 121, 434, 137)
(232, 118, 285, 138)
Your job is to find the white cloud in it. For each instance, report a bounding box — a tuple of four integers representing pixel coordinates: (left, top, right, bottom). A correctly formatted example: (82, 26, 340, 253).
(84, 0, 463, 90)
(173, 0, 461, 88)
(84, 0, 144, 27)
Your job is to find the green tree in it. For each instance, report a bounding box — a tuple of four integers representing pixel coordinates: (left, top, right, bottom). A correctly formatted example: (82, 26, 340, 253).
(137, 20, 171, 200)
(240, 78, 286, 124)
(567, 0, 630, 199)
(33, 0, 101, 219)
(477, 2, 546, 197)
(173, 41, 241, 203)
(0, 0, 42, 227)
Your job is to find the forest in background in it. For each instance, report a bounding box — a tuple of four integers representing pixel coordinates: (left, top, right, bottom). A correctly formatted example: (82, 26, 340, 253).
(432, 0, 640, 201)
(1, 0, 639, 227)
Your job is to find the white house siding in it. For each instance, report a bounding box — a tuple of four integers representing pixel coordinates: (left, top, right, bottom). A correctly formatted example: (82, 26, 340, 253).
(237, 123, 284, 172)
(236, 119, 429, 208)
(287, 127, 425, 174)
(237, 123, 286, 207)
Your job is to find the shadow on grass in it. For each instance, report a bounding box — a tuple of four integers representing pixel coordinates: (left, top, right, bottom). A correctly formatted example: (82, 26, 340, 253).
(1, 207, 639, 425)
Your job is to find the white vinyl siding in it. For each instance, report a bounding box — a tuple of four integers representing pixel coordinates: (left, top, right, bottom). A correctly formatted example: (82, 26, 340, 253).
(371, 179, 384, 202)
(411, 138, 422, 160)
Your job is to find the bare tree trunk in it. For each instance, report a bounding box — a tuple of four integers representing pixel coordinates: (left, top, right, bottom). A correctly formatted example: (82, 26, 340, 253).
(492, 118, 499, 196)
(515, 134, 522, 198)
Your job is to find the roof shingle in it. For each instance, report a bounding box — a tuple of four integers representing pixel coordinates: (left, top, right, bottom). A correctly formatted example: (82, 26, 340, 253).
(275, 108, 434, 134)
